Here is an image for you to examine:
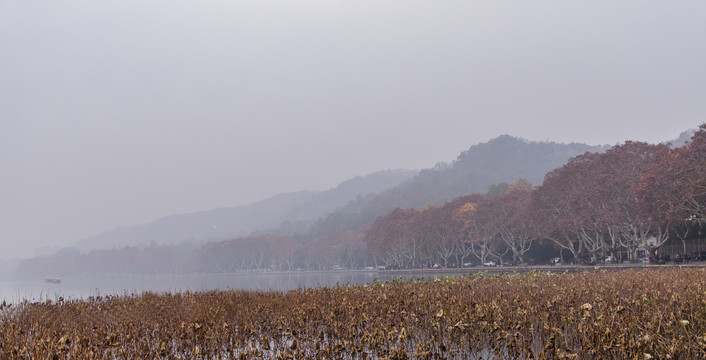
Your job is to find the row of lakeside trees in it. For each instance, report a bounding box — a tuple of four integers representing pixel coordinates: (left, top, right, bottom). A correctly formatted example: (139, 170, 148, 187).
(15, 125, 706, 277)
(363, 124, 706, 268)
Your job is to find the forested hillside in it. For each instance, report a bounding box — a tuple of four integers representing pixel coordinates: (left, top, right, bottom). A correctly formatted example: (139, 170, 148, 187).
(17, 133, 623, 277)
(296, 135, 605, 238)
(362, 125, 706, 269)
(17, 127, 705, 278)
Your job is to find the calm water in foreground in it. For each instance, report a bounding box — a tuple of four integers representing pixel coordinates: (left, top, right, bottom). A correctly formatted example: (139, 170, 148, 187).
(0, 271, 457, 304)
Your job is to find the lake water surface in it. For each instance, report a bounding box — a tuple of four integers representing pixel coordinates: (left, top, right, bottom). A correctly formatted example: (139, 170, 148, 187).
(0, 271, 451, 303)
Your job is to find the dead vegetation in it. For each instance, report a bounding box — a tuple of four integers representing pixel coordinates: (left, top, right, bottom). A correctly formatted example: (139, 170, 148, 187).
(1, 268, 705, 359)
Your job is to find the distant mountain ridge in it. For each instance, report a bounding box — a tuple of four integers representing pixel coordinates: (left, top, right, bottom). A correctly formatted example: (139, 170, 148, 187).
(299, 136, 608, 237)
(74, 169, 417, 252)
(20, 129, 702, 278)
(75, 135, 611, 252)
(379, 136, 602, 206)
(394, 135, 607, 207)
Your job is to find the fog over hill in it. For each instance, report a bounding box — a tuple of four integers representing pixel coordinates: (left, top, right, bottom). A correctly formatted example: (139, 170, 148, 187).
(4, 1, 704, 263)
(72, 130, 692, 254)
(16, 128, 702, 279)
(395, 135, 607, 207)
(74, 169, 417, 252)
(277, 135, 608, 238)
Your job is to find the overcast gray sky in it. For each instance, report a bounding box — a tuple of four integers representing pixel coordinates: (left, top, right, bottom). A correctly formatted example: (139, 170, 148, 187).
(1, 1, 705, 260)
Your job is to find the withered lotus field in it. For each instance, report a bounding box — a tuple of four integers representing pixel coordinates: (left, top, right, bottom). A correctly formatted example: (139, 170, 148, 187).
(1, 268, 705, 359)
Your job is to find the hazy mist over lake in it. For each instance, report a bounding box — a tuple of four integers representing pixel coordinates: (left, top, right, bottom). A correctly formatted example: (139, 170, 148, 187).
(2, 1, 705, 261)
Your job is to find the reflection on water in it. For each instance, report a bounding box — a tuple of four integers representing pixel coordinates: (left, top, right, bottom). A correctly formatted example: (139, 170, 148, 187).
(0, 271, 451, 303)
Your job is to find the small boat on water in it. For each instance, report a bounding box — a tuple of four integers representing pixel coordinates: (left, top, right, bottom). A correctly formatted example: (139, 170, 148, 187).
(45, 278, 61, 284)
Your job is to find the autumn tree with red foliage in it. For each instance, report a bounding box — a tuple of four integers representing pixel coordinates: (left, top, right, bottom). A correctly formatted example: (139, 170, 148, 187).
(532, 152, 602, 261)
(639, 124, 706, 224)
(364, 208, 418, 268)
(453, 195, 509, 265)
(445, 194, 487, 266)
(493, 187, 537, 265)
(591, 142, 670, 259)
